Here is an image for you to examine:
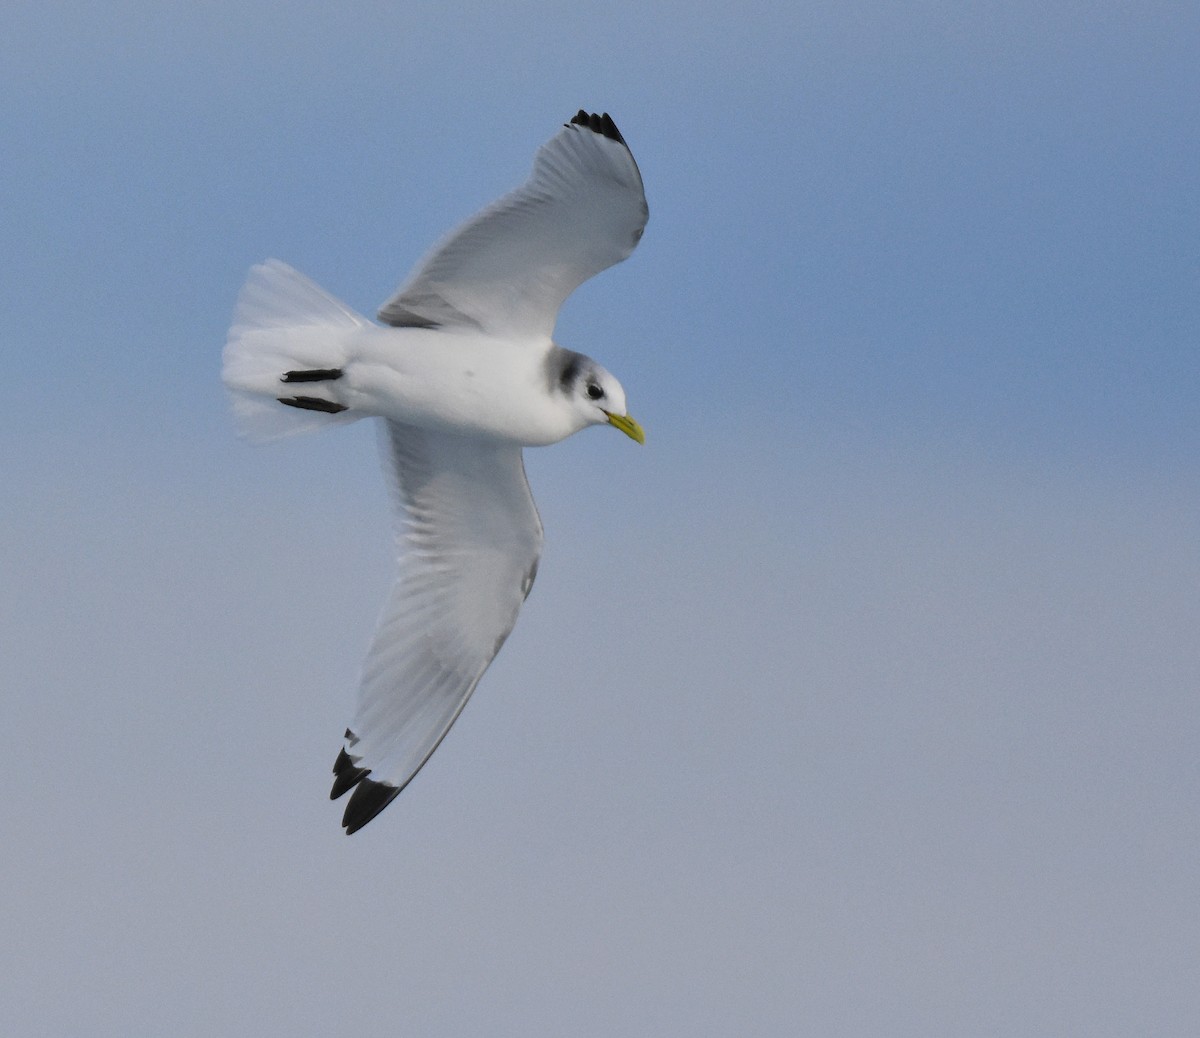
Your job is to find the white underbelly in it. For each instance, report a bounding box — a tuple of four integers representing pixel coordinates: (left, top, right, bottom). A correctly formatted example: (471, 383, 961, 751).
(340, 326, 572, 446)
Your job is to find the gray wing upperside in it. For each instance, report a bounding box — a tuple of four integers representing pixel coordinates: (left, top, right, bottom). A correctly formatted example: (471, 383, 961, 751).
(332, 421, 543, 833)
(378, 111, 648, 340)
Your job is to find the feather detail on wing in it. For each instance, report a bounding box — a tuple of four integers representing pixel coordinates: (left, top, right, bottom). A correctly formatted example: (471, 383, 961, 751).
(333, 421, 543, 833)
(378, 111, 648, 340)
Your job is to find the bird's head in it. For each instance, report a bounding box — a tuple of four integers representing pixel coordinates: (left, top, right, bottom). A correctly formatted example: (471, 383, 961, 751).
(555, 350, 645, 444)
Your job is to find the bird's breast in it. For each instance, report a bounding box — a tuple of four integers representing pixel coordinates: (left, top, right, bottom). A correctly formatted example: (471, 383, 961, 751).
(341, 327, 578, 446)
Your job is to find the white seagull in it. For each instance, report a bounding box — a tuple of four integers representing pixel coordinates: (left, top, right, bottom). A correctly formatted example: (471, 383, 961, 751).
(223, 111, 648, 833)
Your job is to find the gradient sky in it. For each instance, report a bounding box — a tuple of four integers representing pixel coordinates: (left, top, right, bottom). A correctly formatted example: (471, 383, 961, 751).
(3, 2, 1198, 1035)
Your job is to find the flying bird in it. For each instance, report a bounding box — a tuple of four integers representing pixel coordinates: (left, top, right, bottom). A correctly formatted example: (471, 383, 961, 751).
(223, 111, 648, 833)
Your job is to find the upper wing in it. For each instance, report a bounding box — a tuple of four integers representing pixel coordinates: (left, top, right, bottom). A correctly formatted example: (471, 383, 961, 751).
(332, 421, 544, 833)
(378, 111, 648, 340)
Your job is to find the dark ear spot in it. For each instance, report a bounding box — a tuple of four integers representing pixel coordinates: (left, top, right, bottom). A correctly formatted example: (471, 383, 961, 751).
(558, 353, 582, 391)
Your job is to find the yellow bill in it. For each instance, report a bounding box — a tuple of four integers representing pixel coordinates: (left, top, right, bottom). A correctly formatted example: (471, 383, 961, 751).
(605, 411, 646, 444)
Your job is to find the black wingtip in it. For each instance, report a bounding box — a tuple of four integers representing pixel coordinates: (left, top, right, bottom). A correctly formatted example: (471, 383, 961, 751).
(342, 776, 401, 835)
(330, 747, 371, 801)
(331, 729, 401, 833)
(569, 110, 627, 146)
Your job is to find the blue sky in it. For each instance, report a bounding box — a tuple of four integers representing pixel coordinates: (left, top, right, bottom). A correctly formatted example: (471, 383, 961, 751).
(3, 2, 1198, 1035)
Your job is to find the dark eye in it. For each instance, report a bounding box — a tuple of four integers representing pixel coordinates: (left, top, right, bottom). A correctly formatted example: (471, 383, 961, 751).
(586, 383, 605, 400)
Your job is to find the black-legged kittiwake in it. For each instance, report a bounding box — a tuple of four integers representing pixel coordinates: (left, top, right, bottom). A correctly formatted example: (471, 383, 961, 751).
(223, 111, 648, 833)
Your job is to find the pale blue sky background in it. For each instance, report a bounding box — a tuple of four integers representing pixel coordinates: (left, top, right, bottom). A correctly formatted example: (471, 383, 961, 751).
(3, 2, 1198, 1035)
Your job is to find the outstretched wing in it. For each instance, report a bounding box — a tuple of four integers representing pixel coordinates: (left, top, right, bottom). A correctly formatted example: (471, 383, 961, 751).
(378, 111, 648, 340)
(332, 421, 544, 833)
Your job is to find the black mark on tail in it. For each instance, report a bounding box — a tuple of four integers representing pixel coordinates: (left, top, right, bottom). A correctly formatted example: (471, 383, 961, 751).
(281, 368, 343, 383)
(277, 396, 347, 413)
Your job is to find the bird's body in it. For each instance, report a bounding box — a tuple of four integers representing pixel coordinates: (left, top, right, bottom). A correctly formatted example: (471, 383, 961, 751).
(223, 110, 648, 833)
(300, 324, 606, 446)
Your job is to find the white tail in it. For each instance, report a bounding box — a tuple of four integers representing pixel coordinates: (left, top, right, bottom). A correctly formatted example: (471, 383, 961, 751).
(222, 260, 370, 441)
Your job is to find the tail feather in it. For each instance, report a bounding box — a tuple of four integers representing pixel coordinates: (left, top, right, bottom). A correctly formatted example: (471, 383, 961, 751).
(222, 260, 368, 442)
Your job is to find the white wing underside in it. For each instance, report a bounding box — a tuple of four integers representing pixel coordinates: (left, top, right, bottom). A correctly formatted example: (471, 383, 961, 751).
(345, 421, 544, 792)
(378, 116, 648, 339)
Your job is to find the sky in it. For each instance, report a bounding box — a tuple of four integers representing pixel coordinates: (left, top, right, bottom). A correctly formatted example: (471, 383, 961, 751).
(3, 1, 1198, 1034)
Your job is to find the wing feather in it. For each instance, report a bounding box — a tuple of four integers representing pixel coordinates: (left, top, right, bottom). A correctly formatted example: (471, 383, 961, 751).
(378, 111, 648, 339)
(333, 421, 543, 831)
